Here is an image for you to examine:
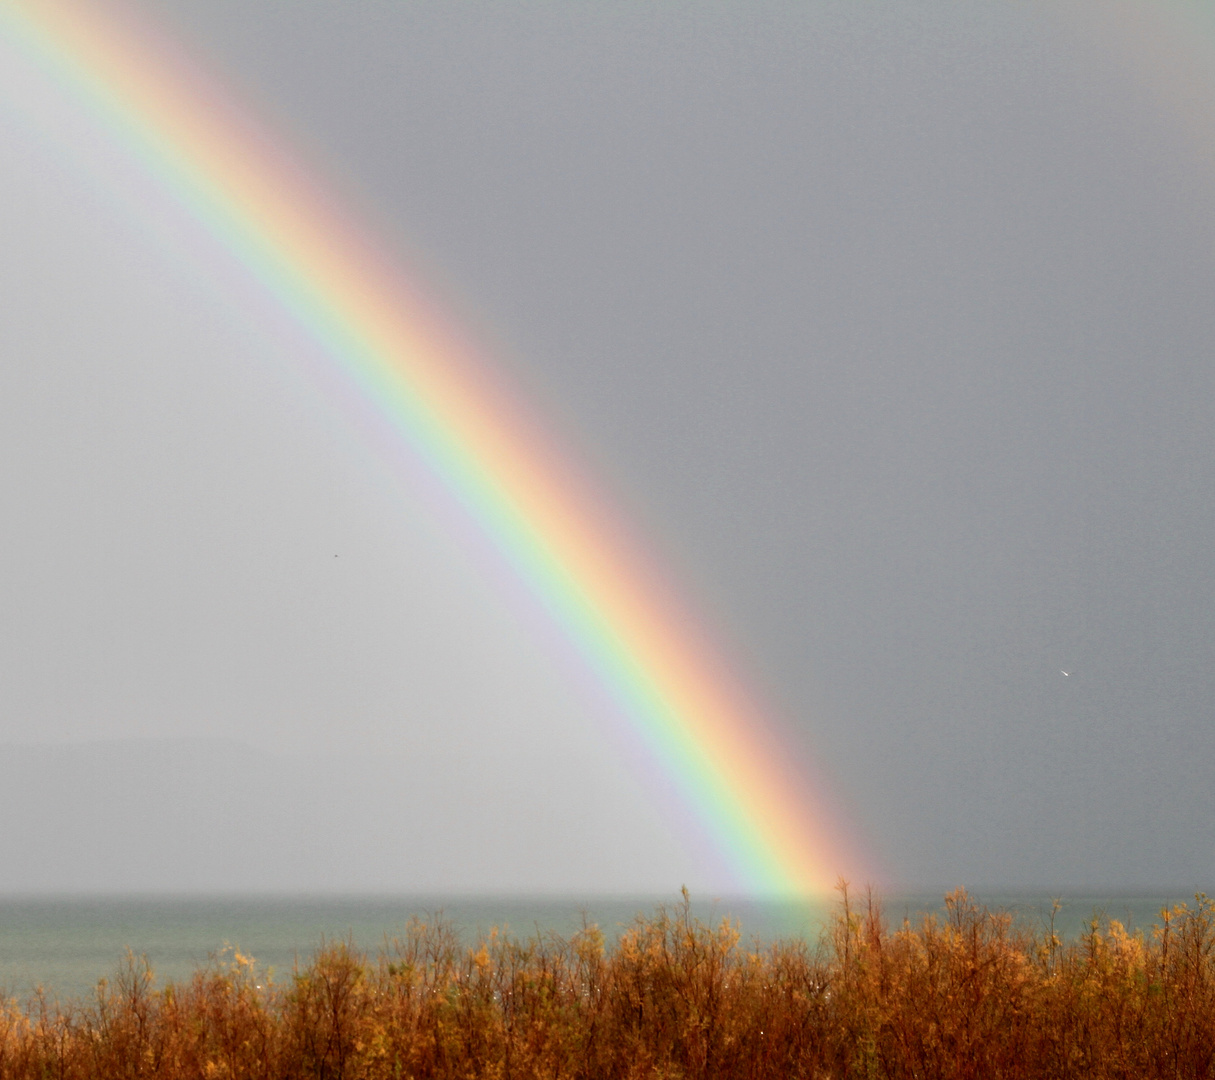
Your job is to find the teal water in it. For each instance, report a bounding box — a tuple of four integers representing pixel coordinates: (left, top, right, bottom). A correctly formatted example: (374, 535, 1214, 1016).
(0, 893, 1199, 1004)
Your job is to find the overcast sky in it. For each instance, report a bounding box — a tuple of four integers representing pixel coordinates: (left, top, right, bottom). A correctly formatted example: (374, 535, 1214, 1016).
(1, 1, 1213, 894)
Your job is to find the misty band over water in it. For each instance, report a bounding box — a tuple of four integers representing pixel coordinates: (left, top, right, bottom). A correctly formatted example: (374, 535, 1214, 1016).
(0, 893, 1195, 1004)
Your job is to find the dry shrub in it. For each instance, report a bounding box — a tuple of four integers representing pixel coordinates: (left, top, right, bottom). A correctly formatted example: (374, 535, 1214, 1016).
(1, 887, 1213, 1078)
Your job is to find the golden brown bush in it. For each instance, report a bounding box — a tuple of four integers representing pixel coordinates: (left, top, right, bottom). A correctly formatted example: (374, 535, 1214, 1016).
(1, 887, 1213, 1079)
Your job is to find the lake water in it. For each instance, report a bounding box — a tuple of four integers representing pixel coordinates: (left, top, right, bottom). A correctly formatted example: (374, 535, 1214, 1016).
(0, 892, 1199, 1003)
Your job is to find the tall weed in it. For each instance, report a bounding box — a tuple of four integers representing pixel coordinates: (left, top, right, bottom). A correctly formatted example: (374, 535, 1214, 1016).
(1, 888, 1213, 1078)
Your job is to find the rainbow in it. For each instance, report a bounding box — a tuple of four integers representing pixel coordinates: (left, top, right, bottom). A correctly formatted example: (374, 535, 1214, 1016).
(0, 1, 862, 896)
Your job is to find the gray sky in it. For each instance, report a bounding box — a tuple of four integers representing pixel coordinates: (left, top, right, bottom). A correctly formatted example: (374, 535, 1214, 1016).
(2, 0, 1214, 894)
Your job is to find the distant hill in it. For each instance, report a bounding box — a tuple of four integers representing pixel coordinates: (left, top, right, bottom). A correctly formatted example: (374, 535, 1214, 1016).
(0, 739, 315, 891)
(0, 737, 694, 894)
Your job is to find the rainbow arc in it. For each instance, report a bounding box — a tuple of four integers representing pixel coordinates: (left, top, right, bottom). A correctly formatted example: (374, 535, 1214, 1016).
(1, 0, 865, 896)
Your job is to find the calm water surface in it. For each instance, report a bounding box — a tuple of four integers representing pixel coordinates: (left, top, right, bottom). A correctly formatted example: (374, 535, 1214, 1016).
(0, 893, 1199, 1003)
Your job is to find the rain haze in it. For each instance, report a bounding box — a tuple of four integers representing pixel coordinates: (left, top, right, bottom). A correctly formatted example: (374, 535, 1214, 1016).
(1, 1, 1213, 895)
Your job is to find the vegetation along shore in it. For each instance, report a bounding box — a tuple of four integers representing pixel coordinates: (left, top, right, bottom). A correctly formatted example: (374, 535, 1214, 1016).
(2, 886, 1214, 1078)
